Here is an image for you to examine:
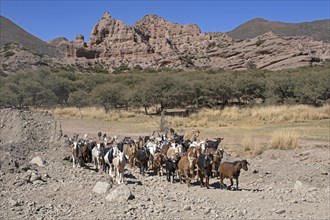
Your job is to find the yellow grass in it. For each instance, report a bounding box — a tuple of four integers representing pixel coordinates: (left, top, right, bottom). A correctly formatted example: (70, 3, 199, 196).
(166, 104, 330, 128)
(241, 136, 268, 156)
(270, 129, 300, 150)
(251, 105, 330, 123)
(43, 105, 329, 126)
(45, 107, 139, 121)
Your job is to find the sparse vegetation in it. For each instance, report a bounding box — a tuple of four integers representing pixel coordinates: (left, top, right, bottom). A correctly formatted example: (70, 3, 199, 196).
(1, 63, 329, 113)
(45, 104, 329, 124)
(255, 38, 266, 46)
(4, 51, 15, 57)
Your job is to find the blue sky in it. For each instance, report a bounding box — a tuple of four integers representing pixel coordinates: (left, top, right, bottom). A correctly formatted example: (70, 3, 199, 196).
(1, 0, 329, 42)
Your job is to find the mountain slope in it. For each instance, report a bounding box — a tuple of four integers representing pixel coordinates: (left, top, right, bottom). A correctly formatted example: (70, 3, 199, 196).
(227, 18, 330, 42)
(0, 15, 63, 57)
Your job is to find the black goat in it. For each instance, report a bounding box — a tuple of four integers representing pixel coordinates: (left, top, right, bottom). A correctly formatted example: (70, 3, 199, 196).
(196, 154, 213, 189)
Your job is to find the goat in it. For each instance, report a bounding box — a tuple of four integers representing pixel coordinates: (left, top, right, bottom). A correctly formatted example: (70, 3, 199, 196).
(206, 148, 224, 178)
(183, 129, 200, 142)
(81, 139, 96, 164)
(160, 141, 171, 156)
(71, 141, 83, 168)
(190, 140, 206, 154)
(146, 139, 160, 169)
(104, 145, 120, 176)
(135, 136, 145, 149)
(219, 159, 250, 190)
(167, 142, 184, 159)
(123, 140, 137, 170)
(153, 152, 166, 176)
(165, 154, 180, 183)
(206, 137, 224, 150)
(135, 147, 150, 176)
(97, 131, 102, 141)
(92, 142, 105, 172)
(186, 147, 199, 180)
(177, 155, 192, 190)
(180, 140, 191, 152)
(196, 154, 213, 188)
(112, 151, 126, 184)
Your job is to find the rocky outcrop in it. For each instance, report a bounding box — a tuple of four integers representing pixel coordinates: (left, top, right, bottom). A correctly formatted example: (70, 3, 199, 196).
(67, 34, 99, 59)
(65, 12, 329, 71)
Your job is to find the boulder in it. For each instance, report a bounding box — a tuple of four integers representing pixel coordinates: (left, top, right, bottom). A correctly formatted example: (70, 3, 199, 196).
(93, 181, 112, 194)
(105, 184, 134, 202)
(30, 156, 47, 167)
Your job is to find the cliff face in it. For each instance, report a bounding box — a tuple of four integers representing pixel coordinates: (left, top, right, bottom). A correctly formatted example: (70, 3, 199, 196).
(65, 12, 329, 71)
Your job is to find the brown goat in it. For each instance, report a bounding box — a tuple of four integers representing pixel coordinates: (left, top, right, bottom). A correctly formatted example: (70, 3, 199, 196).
(153, 152, 166, 176)
(219, 159, 249, 190)
(123, 140, 137, 169)
(183, 129, 200, 142)
(166, 144, 180, 159)
(160, 142, 171, 155)
(177, 155, 192, 190)
(186, 147, 199, 179)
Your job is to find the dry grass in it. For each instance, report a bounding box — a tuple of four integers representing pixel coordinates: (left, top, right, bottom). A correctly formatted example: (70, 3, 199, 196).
(43, 105, 329, 126)
(270, 129, 300, 150)
(251, 105, 330, 123)
(44, 107, 140, 121)
(242, 135, 253, 152)
(241, 136, 268, 157)
(166, 104, 329, 128)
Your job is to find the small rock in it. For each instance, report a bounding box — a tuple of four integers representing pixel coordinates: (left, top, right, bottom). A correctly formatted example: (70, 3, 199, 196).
(30, 156, 47, 167)
(183, 205, 192, 211)
(8, 197, 19, 207)
(294, 180, 304, 190)
(26, 170, 42, 183)
(290, 199, 298, 204)
(33, 180, 45, 185)
(276, 209, 286, 214)
(204, 207, 211, 214)
(308, 187, 317, 192)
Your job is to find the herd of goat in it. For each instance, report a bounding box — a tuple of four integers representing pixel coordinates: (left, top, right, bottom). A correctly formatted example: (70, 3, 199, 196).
(67, 129, 250, 190)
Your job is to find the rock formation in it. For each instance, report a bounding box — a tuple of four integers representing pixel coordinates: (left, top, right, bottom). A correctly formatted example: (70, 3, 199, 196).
(2, 12, 329, 74)
(65, 12, 329, 71)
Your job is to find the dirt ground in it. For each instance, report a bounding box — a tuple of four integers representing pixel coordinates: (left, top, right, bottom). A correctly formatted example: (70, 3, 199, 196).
(0, 108, 329, 219)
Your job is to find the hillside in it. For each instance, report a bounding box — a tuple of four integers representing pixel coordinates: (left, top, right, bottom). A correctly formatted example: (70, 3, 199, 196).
(0, 16, 63, 58)
(1, 13, 330, 74)
(227, 18, 330, 42)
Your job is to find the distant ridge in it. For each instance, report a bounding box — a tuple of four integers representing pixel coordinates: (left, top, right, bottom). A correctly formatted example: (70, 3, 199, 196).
(0, 15, 62, 57)
(227, 18, 330, 42)
(1, 13, 329, 74)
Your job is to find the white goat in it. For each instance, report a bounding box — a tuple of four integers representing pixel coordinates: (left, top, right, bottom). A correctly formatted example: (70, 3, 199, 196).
(92, 142, 104, 171)
(112, 151, 126, 184)
(104, 145, 120, 176)
(72, 141, 82, 168)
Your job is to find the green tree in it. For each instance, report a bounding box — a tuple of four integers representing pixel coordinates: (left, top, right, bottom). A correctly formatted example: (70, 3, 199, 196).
(91, 83, 124, 113)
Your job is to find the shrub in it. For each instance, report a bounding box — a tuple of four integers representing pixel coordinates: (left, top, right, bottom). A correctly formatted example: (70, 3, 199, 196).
(256, 38, 266, 46)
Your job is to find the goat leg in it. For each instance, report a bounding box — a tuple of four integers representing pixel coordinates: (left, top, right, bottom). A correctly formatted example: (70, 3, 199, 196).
(228, 178, 234, 190)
